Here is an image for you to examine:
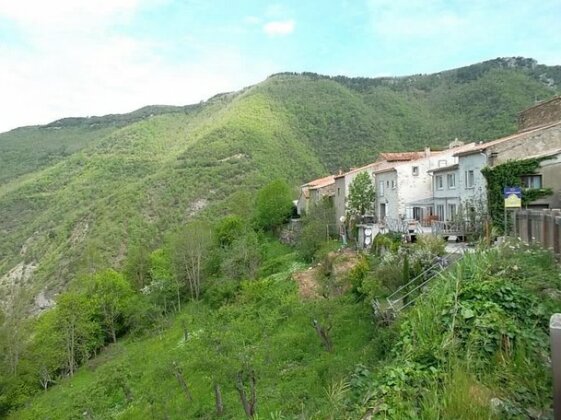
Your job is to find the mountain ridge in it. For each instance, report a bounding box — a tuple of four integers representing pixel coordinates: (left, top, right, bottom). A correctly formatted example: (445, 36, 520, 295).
(0, 56, 560, 309)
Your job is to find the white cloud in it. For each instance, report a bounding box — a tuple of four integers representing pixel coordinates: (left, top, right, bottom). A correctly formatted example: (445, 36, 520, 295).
(0, 0, 277, 133)
(263, 20, 295, 36)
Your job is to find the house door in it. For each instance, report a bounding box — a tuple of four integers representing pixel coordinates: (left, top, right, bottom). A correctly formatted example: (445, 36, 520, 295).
(413, 207, 423, 221)
(380, 203, 386, 221)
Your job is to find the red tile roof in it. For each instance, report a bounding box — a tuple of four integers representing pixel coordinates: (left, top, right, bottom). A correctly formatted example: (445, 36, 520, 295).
(301, 175, 335, 189)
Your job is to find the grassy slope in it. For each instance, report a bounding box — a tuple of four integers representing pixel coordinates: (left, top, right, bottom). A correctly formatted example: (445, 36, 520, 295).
(11, 267, 381, 419)
(11, 242, 560, 419)
(0, 59, 560, 303)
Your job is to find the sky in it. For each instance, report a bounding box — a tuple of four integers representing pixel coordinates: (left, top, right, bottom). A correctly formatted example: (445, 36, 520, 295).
(0, 0, 560, 133)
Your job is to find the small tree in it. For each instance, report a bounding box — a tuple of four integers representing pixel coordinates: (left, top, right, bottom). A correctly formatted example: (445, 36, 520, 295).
(170, 221, 213, 300)
(347, 172, 375, 218)
(90, 270, 135, 343)
(253, 179, 293, 232)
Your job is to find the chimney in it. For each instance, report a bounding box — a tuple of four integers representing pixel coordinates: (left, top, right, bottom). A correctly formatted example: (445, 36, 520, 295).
(424, 146, 431, 157)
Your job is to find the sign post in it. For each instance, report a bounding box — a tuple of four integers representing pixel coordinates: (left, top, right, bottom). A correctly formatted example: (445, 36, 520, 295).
(503, 187, 522, 235)
(551, 314, 561, 420)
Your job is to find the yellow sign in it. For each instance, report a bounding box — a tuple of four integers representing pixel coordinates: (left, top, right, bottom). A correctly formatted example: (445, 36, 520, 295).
(504, 194, 521, 208)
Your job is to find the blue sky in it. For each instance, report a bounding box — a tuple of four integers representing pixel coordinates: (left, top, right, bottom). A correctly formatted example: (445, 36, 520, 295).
(0, 0, 560, 133)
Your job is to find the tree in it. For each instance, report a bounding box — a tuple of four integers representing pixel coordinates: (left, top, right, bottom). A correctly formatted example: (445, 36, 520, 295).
(170, 221, 213, 300)
(253, 179, 293, 232)
(347, 172, 375, 217)
(90, 270, 135, 343)
(296, 199, 335, 261)
(220, 230, 262, 280)
(145, 248, 182, 314)
(35, 293, 102, 376)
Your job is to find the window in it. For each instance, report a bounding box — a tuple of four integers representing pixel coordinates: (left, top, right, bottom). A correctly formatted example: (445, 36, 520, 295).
(391, 180, 396, 189)
(337, 187, 340, 196)
(412, 166, 419, 176)
(436, 205, 445, 221)
(520, 175, 542, 189)
(438, 159, 447, 167)
(436, 175, 444, 190)
(379, 181, 384, 196)
(448, 204, 457, 221)
(465, 170, 475, 188)
(447, 173, 456, 189)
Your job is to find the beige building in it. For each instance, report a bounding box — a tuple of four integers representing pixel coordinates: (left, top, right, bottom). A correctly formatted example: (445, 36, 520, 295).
(296, 175, 335, 216)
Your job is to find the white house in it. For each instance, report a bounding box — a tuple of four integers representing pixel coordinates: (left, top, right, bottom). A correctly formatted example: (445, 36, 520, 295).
(375, 144, 477, 224)
(334, 152, 428, 227)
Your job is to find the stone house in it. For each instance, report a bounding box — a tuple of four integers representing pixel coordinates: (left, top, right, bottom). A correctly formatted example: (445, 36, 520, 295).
(333, 152, 427, 227)
(519, 148, 561, 209)
(375, 144, 477, 224)
(430, 96, 561, 219)
(296, 175, 335, 216)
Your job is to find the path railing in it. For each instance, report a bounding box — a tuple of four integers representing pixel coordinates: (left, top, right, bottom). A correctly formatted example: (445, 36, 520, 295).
(385, 255, 451, 313)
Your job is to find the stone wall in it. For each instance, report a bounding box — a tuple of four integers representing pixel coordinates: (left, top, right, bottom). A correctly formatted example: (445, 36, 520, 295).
(518, 96, 561, 131)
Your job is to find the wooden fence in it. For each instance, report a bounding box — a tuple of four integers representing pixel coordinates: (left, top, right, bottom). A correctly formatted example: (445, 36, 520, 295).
(514, 209, 561, 255)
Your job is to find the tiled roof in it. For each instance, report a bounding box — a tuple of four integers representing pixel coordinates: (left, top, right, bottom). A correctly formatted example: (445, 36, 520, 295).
(377, 151, 427, 162)
(334, 161, 380, 179)
(454, 122, 561, 157)
(301, 174, 335, 189)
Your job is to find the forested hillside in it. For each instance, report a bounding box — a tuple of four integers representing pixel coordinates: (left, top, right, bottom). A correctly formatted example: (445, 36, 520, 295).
(1, 56, 561, 419)
(0, 56, 560, 310)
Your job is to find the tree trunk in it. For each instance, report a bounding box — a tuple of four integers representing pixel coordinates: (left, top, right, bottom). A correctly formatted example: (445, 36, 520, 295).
(312, 320, 333, 352)
(172, 361, 192, 402)
(214, 383, 224, 416)
(235, 370, 256, 418)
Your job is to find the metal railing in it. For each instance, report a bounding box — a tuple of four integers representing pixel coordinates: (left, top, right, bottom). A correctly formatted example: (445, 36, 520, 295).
(385, 255, 450, 313)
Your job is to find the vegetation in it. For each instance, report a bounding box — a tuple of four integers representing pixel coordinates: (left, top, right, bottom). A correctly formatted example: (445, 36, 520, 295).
(347, 171, 376, 218)
(482, 157, 554, 230)
(1, 57, 561, 418)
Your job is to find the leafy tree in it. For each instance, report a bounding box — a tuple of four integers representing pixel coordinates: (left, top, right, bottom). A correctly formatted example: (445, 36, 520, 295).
(253, 179, 293, 232)
(220, 230, 262, 280)
(145, 248, 182, 313)
(347, 172, 375, 217)
(297, 199, 335, 261)
(170, 221, 213, 300)
(215, 215, 245, 248)
(90, 270, 135, 343)
(34, 293, 101, 376)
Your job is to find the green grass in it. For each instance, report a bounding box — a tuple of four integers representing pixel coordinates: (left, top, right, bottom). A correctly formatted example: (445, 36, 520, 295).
(351, 241, 560, 418)
(11, 272, 380, 419)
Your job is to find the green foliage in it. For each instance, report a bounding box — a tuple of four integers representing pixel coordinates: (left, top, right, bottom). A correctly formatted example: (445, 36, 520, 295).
(90, 270, 135, 343)
(349, 242, 560, 418)
(1, 59, 559, 304)
(253, 179, 294, 232)
(169, 221, 213, 300)
(214, 215, 245, 248)
(347, 172, 375, 217)
(11, 268, 378, 419)
(482, 157, 554, 231)
(296, 200, 335, 262)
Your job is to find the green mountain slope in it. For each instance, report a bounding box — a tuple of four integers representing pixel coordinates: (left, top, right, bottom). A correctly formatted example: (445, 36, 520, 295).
(0, 57, 560, 306)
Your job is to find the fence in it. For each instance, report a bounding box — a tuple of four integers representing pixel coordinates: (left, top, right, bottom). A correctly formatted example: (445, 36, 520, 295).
(514, 209, 561, 256)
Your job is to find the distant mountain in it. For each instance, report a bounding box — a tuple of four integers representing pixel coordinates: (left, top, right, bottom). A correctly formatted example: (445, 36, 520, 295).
(1, 56, 560, 307)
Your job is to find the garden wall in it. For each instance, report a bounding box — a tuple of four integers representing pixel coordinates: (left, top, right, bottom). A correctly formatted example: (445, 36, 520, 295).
(514, 209, 561, 255)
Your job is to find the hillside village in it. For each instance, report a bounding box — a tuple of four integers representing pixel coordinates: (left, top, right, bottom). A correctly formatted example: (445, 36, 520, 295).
(297, 95, 561, 242)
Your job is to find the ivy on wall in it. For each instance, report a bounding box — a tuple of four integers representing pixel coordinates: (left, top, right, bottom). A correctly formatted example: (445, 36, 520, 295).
(481, 157, 553, 231)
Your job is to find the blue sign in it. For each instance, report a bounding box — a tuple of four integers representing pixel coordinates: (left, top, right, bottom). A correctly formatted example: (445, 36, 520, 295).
(503, 186, 522, 199)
